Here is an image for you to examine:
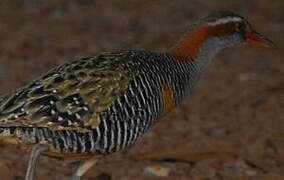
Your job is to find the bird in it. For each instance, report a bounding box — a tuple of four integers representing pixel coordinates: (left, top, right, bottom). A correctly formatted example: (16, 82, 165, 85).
(0, 11, 274, 180)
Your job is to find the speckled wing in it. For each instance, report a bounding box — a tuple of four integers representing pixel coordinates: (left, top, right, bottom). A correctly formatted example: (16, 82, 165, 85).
(0, 52, 138, 132)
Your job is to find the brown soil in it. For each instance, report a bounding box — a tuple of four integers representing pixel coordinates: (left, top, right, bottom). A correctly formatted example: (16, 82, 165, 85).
(0, 0, 283, 180)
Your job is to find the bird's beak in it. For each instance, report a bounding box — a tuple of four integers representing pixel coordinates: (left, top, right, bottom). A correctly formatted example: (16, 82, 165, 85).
(245, 30, 275, 48)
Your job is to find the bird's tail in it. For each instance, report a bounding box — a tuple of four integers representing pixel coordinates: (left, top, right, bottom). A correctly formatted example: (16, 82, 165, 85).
(0, 127, 19, 145)
(0, 127, 37, 146)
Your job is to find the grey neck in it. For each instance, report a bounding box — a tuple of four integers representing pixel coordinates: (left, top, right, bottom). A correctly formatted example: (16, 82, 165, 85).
(194, 34, 243, 70)
(172, 34, 243, 103)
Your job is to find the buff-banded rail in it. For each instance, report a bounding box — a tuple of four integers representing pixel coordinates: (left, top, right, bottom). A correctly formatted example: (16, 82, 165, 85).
(0, 11, 274, 180)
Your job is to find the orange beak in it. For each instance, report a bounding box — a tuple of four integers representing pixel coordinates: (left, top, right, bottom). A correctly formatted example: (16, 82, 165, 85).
(245, 31, 275, 48)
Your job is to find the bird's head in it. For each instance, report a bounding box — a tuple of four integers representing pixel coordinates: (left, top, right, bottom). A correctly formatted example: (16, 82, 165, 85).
(171, 11, 274, 62)
(201, 11, 274, 47)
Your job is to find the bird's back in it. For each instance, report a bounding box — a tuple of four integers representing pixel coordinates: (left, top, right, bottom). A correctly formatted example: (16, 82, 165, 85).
(0, 50, 180, 157)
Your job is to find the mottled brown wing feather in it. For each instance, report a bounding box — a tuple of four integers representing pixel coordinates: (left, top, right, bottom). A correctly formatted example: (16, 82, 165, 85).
(0, 54, 137, 132)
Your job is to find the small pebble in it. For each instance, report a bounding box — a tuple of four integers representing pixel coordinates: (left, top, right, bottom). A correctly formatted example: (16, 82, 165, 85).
(238, 73, 258, 81)
(143, 165, 170, 177)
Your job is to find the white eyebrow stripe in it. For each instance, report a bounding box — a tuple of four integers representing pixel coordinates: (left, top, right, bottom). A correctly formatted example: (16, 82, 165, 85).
(207, 17, 243, 26)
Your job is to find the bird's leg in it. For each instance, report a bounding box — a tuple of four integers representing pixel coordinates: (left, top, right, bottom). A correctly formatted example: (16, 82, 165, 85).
(71, 157, 99, 180)
(25, 144, 47, 180)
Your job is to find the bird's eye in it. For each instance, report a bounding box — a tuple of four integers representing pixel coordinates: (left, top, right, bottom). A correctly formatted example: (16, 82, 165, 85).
(235, 22, 246, 32)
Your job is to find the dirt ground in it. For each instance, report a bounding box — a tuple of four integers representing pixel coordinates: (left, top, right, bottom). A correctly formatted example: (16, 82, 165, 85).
(0, 0, 283, 179)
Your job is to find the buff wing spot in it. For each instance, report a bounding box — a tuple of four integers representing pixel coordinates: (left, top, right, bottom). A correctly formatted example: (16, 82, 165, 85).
(160, 85, 175, 118)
